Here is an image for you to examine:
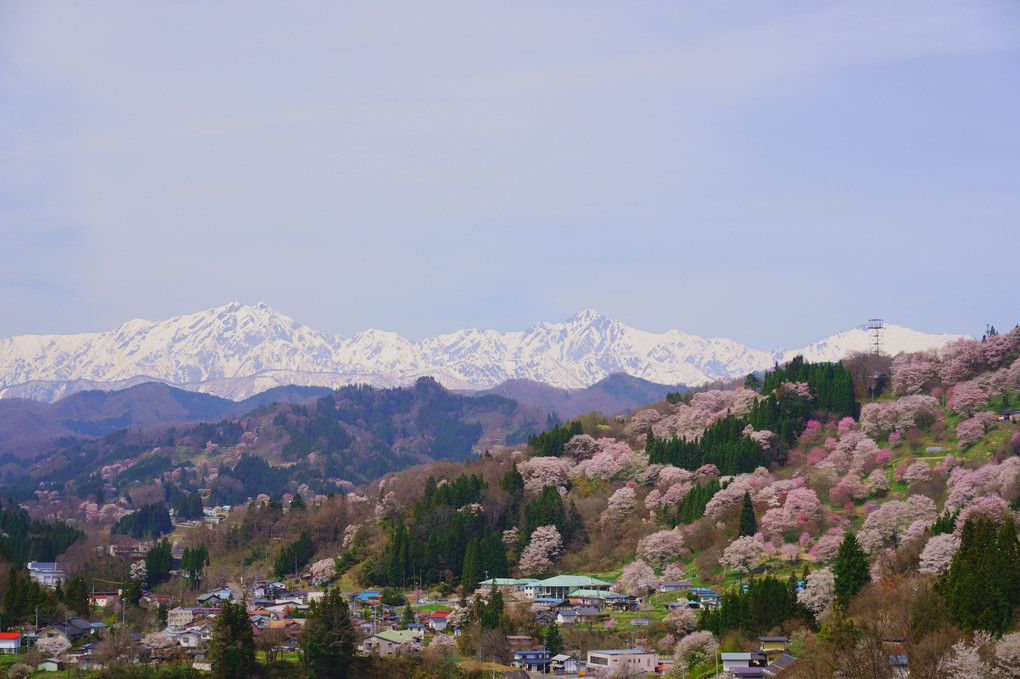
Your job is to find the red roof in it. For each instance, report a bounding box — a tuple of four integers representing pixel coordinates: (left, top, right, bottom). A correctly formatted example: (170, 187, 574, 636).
(0, 632, 21, 640)
(429, 611, 450, 618)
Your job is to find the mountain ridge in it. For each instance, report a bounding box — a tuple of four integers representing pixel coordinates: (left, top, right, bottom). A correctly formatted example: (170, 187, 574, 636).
(0, 303, 963, 402)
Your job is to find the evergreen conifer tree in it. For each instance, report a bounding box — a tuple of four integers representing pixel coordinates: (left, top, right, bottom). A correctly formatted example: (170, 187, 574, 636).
(209, 600, 256, 679)
(301, 588, 357, 679)
(544, 621, 563, 656)
(832, 531, 870, 609)
(738, 491, 757, 537)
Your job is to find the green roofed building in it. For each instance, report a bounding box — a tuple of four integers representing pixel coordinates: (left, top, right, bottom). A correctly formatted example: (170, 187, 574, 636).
(525, 575, 614, 600)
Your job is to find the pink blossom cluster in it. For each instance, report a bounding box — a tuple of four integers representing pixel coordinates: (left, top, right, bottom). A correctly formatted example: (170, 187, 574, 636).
(955, 495, 1012, 534)
(945, 456, 1020, 511)
(858, 395, 942, 439)
(758, 487, 824, 538)
(601, 486, 637, 524)
(797, 568, 835, 615)
(918, 533, 960, 576)
(866, 469, 890, 495)
(664, 606, 698, 635)
(310, 558, 337, 584)
(517, 456, 570, 494)
(800, 420, 824, 444)
(828, 475, 869, 506)
(674, 632, 719, 671)
(858, 495, 937, 552)
(720, 536, 764, 575)
(650, 389, 757, 442)
(947, 380, 989, 417)
(956, 412, 998, 449)
(901, 461, 932, 485)
(703, 468, 774, 520)
(742, 425, 775, 450)
(519, 525, 563, 576)
(808, 531, 845, 562)
(617, 559, 658, 596)
(780, 381, 813, 399)
(572, 438, 638, 480)
(637, 530, 685, 568)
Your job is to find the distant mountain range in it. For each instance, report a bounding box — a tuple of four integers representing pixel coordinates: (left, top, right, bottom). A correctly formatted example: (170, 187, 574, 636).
(0, 302, 962, 403)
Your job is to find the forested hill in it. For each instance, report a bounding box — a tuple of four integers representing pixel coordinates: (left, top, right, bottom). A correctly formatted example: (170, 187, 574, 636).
(0, 377, 548, 506)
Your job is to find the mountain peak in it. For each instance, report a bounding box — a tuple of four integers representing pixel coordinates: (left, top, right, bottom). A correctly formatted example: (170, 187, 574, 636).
(565, 308, 611, 325)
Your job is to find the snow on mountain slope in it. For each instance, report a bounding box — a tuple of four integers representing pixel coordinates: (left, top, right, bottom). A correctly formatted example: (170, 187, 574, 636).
(782, 323, 962, 364)
(0, 303, 964, 402)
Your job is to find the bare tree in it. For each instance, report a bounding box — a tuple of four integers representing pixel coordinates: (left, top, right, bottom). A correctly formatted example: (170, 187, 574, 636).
(256, 627, 289, 665)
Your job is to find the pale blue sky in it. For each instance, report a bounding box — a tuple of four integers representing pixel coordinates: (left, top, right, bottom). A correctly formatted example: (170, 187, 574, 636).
(1, 1, 1017, 349)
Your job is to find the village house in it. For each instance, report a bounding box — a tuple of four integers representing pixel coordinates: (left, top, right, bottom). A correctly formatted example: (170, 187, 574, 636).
(551, 653, 579, 674)
(658, 580, 694, 593)
(524, 575, 613, 600)
(759, 636, 791, 663)
(168, 606, 195, 628)
(0, 632, 21, 654)
(27, 562, 66, 588)
(586, 649, 658, 676)
(512, 649, 552, 673)
(361, 630, 421, 658)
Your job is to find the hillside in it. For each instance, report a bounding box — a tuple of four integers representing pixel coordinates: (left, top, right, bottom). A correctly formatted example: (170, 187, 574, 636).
(0, 302, 962, 402)
(2, 325, 1018, 679)
(0, 377, 548, 505)
(477, 372, 684, 419)
(0, 382, 333, 457)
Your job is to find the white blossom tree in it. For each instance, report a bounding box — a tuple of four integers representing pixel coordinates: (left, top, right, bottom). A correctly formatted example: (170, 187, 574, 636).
(601, 486, 637, 524)
(617, 559, 658, 597)
(664, 606, 698, 636)
(636, 530, 685, 569)
(519, 525, 563, 576)
(720, 536, 764, 577)
(797, 568, 835, 616)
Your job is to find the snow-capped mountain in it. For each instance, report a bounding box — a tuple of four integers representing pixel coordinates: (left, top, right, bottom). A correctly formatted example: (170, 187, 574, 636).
(0, 303, 963, 402)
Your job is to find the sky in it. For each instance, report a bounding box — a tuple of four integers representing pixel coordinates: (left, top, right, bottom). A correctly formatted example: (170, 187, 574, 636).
(1, 1, 1018, 351)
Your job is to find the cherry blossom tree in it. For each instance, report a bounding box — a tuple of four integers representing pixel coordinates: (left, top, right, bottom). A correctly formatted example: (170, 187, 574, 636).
(801, 420, 824, 444)
(674, 631, 719, 672)
(601, 486, 636, 524)
(948, 381, 988, 417)
(644, 489, 662, 513)
(902, 462, 932, 485)
(720, 536, 764, 576)
(517, 456, 569, 495)
(956, 495, 1011, 534)
(891, 353, 939, 395)
(957, 416, 988, 449)
(858, 495, 937, 552)
(637, 530, 685, 569)
(918, 533, 960, 576)
(941, 640, 991, 679)
(519, 526, 563, 576)
(142, 632, 177, 652)
(797, 568, 835, 616)
(867, 469, 889, 496)
(564, 434, 598, 459)
(829, 475, 868, 506)
(859, 402, 899, 439)
(310, 558, 337, 585)
(663, 563, 687, 580)
(36, 636, 71, 659)
(427, 634, 458, 658)
(993, 632, 1020, 679)
(664, 606, 698, 636)
(809, 533, 844, 562)
(617, 559, 658, 596)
